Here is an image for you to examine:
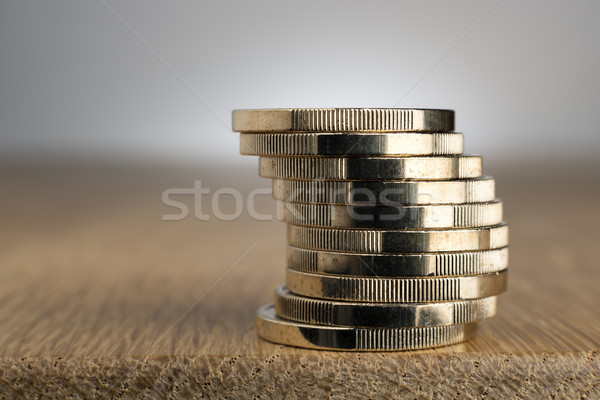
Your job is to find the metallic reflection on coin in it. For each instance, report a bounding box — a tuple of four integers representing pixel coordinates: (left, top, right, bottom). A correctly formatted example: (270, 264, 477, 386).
(281, 200, 503, 229)
(257, 304, 478, 351)
(272, 177, 496, 205)
(286, 268, 508, 302)
(260, 155, 482, 180)
(286, 246, 509, 277)
(287, 223, 509, 253)
(240, 132, 463, 156)
(233, 108, 454, 132)
(274, 286, 497, 328)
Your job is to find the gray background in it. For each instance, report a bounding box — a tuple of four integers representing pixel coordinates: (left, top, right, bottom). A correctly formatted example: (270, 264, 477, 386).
(1, 0, 599, 168)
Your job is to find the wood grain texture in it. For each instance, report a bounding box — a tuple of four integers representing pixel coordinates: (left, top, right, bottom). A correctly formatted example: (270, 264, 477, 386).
(0, 166, 599, 399)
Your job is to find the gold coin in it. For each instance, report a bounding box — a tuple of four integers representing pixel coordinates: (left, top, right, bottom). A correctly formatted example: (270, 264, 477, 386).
(286, 268, 507, 302)
(257, 304, 477, 351)
(261, 155, 482, 180)
(240, 132, 463, 156)
(233, 108, 454, 132)
(274, 286, 497, 328)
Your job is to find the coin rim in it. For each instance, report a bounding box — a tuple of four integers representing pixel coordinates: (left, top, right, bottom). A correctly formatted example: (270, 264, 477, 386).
(240, 132, 464, 156)
(272, 176, 497, 205)
(285, 268, 508, 302)
(281, 200, 503, 229)
(260, 155, 483, 181)
(274, 286, 497, 328)
(287, 222, 509, 253)
(257, 303, 478, 351)
(233, 108, 454, 132)
(286, 246, 509, 277)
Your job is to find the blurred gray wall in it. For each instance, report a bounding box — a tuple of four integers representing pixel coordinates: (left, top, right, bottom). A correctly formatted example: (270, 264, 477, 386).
(1, 1, 599, 165)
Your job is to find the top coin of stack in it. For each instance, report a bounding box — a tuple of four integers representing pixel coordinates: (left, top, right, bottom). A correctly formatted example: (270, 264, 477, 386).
(233, 108, 508, 351)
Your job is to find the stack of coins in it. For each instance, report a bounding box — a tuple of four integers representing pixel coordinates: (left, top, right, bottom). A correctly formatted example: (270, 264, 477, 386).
(233, 108, 508, 351)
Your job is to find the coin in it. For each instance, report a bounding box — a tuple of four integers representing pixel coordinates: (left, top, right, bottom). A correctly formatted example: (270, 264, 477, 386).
(233, 108, 454, 132)
(235, 107, 509, 350)
(281, 200, 503, 229)
(288, 223, 509, 253)
(273, 177, 496, 205)
(287, 246, 509, 277)
(261, 155, 482, 180)
(240, 132, 463, 156)
(256, 304, 478, 351)
(286, 268, 507, 303)
(274, 286, 497, 328)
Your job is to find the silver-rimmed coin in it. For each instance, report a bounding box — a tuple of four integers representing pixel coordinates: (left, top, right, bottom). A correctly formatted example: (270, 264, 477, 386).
(272, 177, 496, 205)
(281, 200, 503, 229)
(261, 155, 482, 180)
(286, 246, 509, 277)
(257, 304, 477, 351)
(233, 108, 454, 132)
(274, 286, 497, 328)
(240, 132, 463, 156)
(286, 268, 507, 303)
(288, 223, 509, 253)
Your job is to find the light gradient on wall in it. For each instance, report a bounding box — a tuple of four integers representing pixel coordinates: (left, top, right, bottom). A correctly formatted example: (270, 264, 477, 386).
(0, 1, 599, 165)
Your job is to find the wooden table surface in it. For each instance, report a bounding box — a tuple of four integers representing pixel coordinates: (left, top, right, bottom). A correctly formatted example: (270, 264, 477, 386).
(0, 164, 599, 399)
